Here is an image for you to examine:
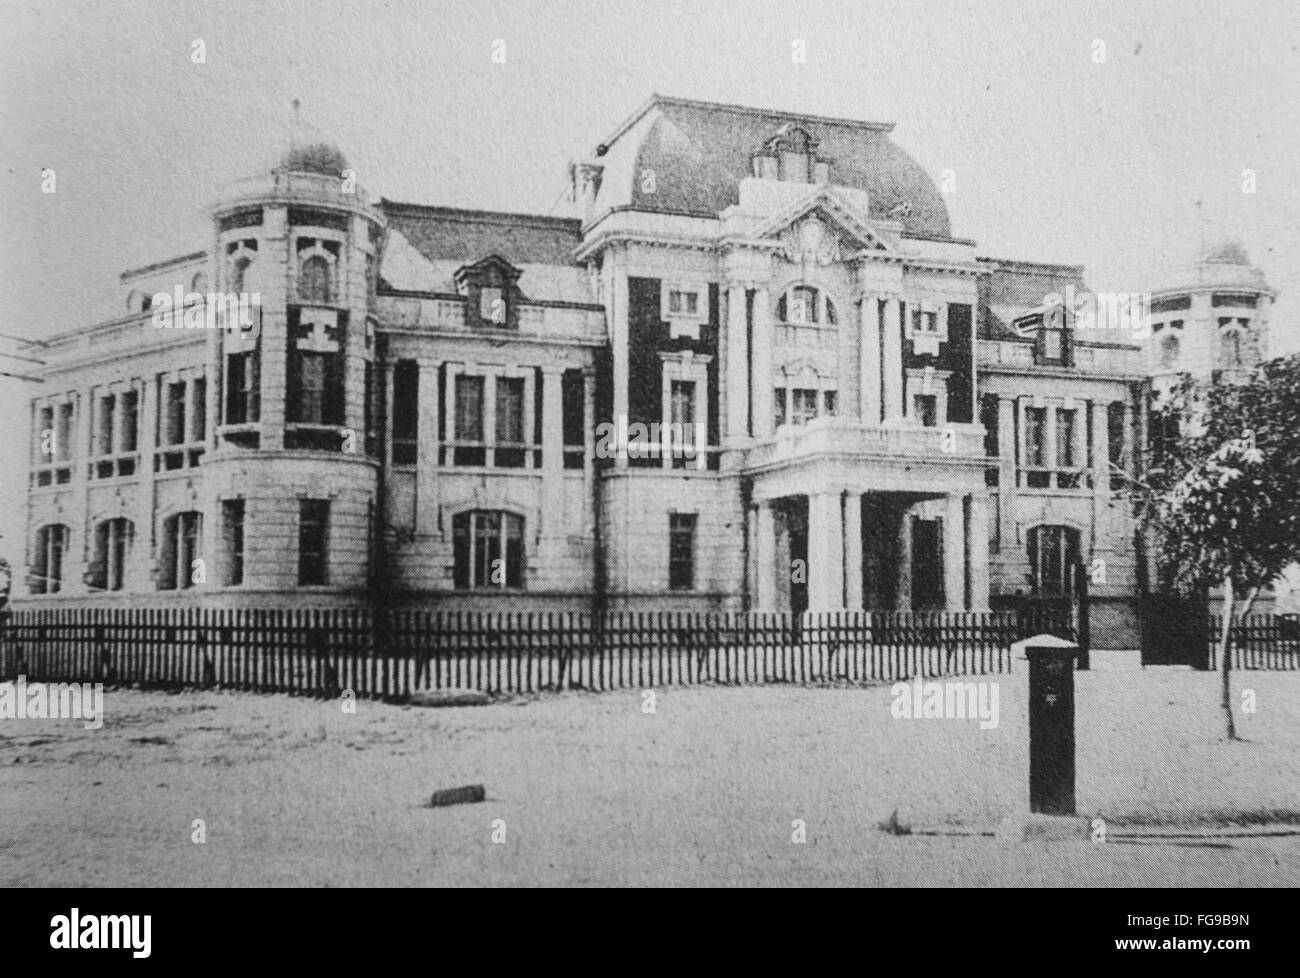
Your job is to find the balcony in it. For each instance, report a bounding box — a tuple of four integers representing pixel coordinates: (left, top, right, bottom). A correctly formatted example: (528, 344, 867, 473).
(979, 339, 1144, 376)
(374, 295, 605, 343)
(743, 417, 986, 472)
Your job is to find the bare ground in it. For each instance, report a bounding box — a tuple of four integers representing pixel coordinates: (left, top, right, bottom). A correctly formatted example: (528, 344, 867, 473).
(1, 665, 1297, 886)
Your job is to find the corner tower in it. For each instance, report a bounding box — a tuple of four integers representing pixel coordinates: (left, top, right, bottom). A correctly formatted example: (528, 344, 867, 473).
(202, 108, 386, 599)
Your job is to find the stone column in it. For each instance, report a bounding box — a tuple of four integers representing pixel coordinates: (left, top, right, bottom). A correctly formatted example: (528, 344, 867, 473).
(257, 206, 289, 452)
(726, 284, 749, 440)
(882, 296, 904, 421)
(582, 368, 595, 535)
(997, 395, 1015, 545)
(896, 509, 913, 611)
(844, 491, 863, 611)
(943, 494, 965, 610)
(611, 267, 630, 467)
(1091, 399, 1110, 532)
(807, 491, 845, 612)
(1044, 403, 1059, 489)
(133, 379, 159, 590)
(751, 286, 772, 438)
(1016, 396, 1029, 488)
(968, 494, 991, 611)
(540, 366, 565, 543)
(1121, 397, 1134, 485)
(417, 361, 440, 536)
(859, 295, 881, 424)
(184, 376, 200, 445)
(756, 501, 777, 610)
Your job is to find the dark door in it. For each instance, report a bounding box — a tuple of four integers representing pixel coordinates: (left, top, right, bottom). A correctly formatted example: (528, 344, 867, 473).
(911, 518, 943, 610)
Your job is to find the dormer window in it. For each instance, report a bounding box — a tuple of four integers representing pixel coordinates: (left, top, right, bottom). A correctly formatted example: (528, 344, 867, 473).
(454, 254, 522, 330)
(754, 124, 826, 185)
(480, 287, 505, 324)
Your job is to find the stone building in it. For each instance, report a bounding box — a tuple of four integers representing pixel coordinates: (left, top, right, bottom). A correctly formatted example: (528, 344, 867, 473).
(17, 96, 1274, 617)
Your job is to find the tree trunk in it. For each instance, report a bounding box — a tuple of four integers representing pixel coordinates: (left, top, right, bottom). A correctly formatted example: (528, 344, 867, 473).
(1219, 575, 1236, 740)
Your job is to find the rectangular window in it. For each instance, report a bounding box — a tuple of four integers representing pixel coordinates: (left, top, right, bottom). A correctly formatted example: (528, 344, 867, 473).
(191, 379, 206, 443)
(225, 349, 260, 425)
(298, 500, 329, 586)
(454, 374, 485, 466)
(773, 387, 787, 429)
(495, 376, 526, 468)
(668, 513, 697, 590)
(91, 518, 131, 592)
(668, 289, 699, 317)
(32, 524, 68, 595)
(823, 391, 837, 417)
(55, 403, 73, 463)
(479, 287, 505, 324)
(96, 394, 115, 456)
(1026, 408, 1047, 467)
(1107, 402, 1126, 490)
(299, 354, 327, 424)
(160, 512, 202, 591)
(914, 394, 938, 428)
(120, 391, 139, 453)
(561, 369, 585, 469)
(981, 395, 999, 487)
(792, 388, 819, 426)
(453, 511, 524, 589)
(392, 360, 419, 465)
(222, 500, 245, 586)
(911, 309, 939, 334)
(1056, 408, 1077, 468)
(165, 382, 187, 445)
(669, 380, 696, 469)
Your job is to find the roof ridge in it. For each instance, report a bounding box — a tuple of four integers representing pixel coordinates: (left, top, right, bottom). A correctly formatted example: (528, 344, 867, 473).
(600, 93, 895, 150)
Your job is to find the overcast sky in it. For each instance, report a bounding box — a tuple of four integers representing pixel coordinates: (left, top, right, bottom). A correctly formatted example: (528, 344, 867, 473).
(1, 0, 1297, 568)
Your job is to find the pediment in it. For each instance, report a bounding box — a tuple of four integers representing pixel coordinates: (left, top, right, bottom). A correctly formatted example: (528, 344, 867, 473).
(753, 187, 892, 264)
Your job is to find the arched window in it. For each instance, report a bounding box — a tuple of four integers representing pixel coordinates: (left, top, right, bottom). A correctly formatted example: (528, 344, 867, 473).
(232, 256, 253, 294)
(159, 511, 203, 590)
(776, 286, 837, 327)
(90, 517, 133, 592)
(31, 524, 69, 595)
(190, 271, 208, 294)
(452, 510, 524, 589)
(299, 254, 333, 303)
(1221, 328, 1243, 366)
(1027, 525, 1080, 597)
(1159, 333, 1180, 368)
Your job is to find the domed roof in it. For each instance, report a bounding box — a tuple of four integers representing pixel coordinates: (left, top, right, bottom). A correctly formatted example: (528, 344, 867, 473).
(591, 96, 953, 238)
(1197, 232, 1250, 266)
(275, 101, 349, 176)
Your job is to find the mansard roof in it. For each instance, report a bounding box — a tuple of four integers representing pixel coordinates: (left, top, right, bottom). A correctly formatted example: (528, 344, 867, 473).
(591, 95, 952, 239)
(380, 201, 583, 266)
(977, 257, 1089, 341)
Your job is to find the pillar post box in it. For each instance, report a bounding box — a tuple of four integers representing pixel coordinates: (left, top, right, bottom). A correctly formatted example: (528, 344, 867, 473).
(1013, 634, 1081, 816)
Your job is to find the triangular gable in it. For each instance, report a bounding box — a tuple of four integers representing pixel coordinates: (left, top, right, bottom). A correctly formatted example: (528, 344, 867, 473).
(752, 186, 892, 258)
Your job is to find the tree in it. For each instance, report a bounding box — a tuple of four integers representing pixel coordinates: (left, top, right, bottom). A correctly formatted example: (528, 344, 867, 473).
(1144, 354, 1300, 739)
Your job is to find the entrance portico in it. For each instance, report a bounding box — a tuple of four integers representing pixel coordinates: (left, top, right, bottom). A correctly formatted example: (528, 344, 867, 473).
(745, 419, 990, 612)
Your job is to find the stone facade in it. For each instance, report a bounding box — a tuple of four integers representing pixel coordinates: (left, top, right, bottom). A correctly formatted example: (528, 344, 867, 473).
(17, 96, 1274, 615)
